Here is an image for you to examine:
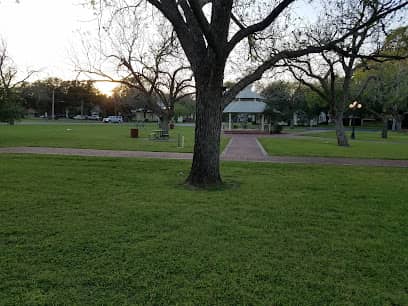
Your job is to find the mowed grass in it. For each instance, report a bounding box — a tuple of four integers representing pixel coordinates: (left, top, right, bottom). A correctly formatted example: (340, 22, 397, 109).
(0, 124, 229, 153)
(1, 154, 407, 305)
(259, 136, 408, 160)
(306, 130, 408, 143)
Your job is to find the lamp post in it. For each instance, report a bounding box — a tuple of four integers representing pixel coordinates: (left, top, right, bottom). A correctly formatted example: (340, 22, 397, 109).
(348, 101, 362, 139)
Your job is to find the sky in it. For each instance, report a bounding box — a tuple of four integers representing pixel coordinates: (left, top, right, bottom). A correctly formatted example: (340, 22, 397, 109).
(0, 0, 316, 95)
(0, 0, 95, 77)
(0, 0, 120, 94)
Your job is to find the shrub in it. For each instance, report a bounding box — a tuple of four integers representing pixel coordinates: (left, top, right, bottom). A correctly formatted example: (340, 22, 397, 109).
(271, 123, 283, 134)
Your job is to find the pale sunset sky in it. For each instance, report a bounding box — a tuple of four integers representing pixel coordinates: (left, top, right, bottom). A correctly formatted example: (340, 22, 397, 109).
(0, 0, 316, 94)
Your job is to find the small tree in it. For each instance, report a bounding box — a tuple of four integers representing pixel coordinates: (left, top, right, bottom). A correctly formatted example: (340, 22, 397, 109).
(262, 81, 311, 127)
(174, 96, 195, 121)
(0, 40, 35, 124)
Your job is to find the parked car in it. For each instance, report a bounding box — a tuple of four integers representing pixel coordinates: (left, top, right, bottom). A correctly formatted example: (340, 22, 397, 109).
(53, 114, 67, 120)
(73, 115, 87, 120)
(103, 116, 123, 123)
(87, 114, 101, 120)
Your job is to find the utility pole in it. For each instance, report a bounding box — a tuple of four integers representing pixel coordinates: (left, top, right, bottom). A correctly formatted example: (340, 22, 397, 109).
(51, 88, 55, 120)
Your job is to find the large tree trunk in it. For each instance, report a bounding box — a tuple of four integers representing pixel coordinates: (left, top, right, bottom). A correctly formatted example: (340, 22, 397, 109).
(381, 116, 388, 139)
(186, 75, 223, 187)
(289, 113, 294, 129)
(334, 112, 349, 146)
(159, 115, 170, 132)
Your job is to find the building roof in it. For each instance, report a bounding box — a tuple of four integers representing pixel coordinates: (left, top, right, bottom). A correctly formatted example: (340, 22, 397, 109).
(223, 101, 267, 113)
(235, 86, 264, 101)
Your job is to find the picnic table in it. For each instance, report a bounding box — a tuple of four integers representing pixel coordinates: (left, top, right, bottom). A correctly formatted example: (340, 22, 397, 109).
(150, 129, 169, 140)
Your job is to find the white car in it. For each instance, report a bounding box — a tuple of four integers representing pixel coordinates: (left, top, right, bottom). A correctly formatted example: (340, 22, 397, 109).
(87, 114, 101, 120)
(73, 115, 87, 120)
(103, 116, 123, 123)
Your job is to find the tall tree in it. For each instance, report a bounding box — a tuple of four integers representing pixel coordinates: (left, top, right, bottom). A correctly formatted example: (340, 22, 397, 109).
(92, 0, 408, 186)
(285, 0, 406, 146)
(354, 26, 408, 137)
(77, 6, 194, 131)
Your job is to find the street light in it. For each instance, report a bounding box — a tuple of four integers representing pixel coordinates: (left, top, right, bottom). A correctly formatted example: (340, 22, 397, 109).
(348, 101, 362, 139)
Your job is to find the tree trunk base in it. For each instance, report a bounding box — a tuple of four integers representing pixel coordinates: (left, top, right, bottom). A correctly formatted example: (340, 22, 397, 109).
(381, 129, 388, 139)
(185, 174, 223, 189)
(334, 114, 349, 147)
(159, 117, 170, 132)
(382, 118, 388, 139)
(337, 139, 349, 147)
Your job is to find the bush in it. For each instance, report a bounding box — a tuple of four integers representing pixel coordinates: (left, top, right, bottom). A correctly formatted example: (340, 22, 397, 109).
(0, 97, 23, 125)
(271, 123, 283, 134)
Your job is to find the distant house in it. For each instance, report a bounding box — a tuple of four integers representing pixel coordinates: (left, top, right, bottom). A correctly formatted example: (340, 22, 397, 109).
(25, 108, 36, 118)
(131, 108, 159, 122)
(223, 86, 268, 130)
(292, 111, 328, 126)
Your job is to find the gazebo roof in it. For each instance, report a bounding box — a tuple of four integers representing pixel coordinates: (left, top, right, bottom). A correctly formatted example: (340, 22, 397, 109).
(223, 101, 267, 113)
(235, 86, 264, 100)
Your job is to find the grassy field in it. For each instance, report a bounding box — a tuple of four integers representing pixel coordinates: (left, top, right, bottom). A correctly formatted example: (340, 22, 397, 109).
(305, 130, 408, 143)
(259, 136, 408, 160)
(1, 154, 407, 305)
(0, 123, 229, 153)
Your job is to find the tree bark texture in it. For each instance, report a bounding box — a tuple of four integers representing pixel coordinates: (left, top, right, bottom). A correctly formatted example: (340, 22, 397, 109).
(159, 115, 170, 132)
(186, 72, 224, 187)
(334, 112, 349, 146)
(392, 115, 402, 131)
(381, 117, 388, 139)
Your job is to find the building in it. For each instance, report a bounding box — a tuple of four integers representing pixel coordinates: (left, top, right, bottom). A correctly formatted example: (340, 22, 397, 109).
(223, 86, 268, 131)
(131, 108, 159, 122)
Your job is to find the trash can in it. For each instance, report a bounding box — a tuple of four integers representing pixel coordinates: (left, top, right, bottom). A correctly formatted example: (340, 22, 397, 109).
(130, 128, 139, 138)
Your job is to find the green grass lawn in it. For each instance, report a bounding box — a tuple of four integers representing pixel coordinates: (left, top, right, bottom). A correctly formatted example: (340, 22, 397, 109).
(1, 154, 407, 304)
(305, 130, 408, 143)
(259, 136, 408, 160)
(0, 124, 229, 153)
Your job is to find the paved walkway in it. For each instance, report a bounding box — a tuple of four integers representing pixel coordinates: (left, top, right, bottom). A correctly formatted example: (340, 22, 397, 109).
(221, 134, 267, 161)
(0, 146, 193, 160)
(1, 134, 408, 168)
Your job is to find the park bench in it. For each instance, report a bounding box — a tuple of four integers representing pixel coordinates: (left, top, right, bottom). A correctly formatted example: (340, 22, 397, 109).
(134, 121, 145, 127)
(150, 129, 169, 140)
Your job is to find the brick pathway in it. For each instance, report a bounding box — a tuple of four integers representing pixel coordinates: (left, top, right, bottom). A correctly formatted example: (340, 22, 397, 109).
(221, 134, 267, 161)
(1, 134, 408, 168)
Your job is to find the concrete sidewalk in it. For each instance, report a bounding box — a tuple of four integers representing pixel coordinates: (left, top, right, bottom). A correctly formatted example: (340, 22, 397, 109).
(1, 133, 408, 168)
(0, 146, 193, 160)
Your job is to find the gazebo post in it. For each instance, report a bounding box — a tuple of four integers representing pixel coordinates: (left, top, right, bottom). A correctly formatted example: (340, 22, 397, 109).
(261, 114, 265, 131)
(228, 113, 232, 130)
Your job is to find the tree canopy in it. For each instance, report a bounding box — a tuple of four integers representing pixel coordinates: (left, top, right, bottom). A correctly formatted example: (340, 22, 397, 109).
(85, 0, 408, 187)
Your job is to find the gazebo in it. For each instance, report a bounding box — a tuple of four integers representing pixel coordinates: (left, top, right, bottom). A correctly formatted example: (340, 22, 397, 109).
(223, 86, 268, 131)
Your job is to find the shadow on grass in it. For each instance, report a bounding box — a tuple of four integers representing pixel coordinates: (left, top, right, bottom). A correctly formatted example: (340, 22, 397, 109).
(177, 179, 241, 192)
